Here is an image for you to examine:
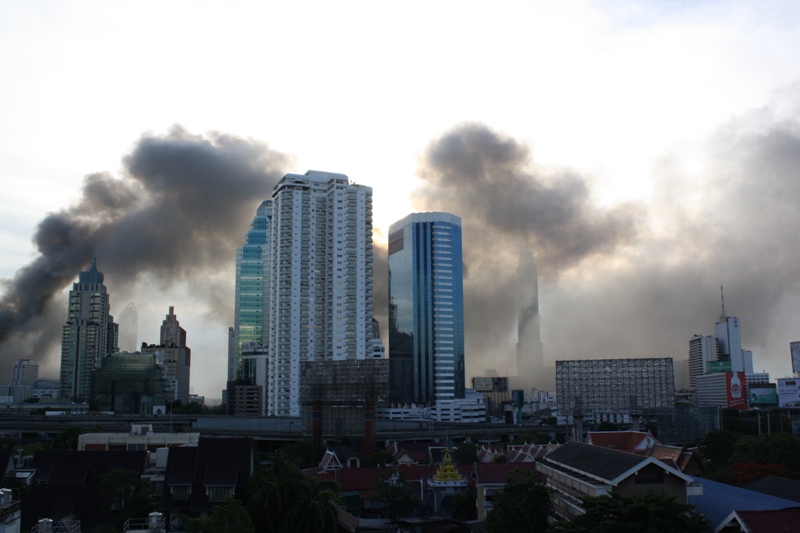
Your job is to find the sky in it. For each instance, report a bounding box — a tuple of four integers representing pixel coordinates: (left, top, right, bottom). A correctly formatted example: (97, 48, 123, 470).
(2, 0, 800, 398)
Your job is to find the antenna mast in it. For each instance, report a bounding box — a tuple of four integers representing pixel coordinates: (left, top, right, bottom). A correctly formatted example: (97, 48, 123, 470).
(720, 285, 726, 319)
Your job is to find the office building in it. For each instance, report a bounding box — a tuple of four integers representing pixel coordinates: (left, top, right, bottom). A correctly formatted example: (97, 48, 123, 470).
(556, 358, 675, 421)
(12, 359, 38, 385)
(267, 171, 373, 416)
(228, 200, 272, 384)
(688, 335, 717, 390)
(141, 306, 191, 403)
(59, 257, 118, 401)
(388, 212, 465, 405)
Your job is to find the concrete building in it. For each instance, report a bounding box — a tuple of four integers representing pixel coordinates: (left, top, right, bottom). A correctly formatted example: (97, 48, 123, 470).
(228, 200, 272, 384)
(388, 212, 465, 405)
(141, 306, 191, 404)
(59, 257, 118, 401)
(556, 358, 675, 422)
(688, 335, 717, 390)
(11, 359, 38, 386)
(267, 171, 374, 416)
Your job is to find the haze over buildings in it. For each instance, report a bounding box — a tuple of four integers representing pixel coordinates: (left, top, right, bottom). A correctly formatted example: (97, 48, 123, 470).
(1, 3, 800, 397)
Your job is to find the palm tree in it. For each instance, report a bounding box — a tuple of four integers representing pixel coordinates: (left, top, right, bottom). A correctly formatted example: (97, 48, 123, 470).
(247, 449, 341, 532)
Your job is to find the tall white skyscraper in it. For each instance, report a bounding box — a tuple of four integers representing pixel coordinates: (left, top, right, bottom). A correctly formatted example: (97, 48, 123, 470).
(267, 171, 373, 416)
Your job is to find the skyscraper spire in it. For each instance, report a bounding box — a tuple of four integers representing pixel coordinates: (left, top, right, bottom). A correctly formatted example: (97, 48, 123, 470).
(720, 285, 727, 321)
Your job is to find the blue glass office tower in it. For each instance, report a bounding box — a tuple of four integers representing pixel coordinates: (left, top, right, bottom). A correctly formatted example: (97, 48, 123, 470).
(228, 200, 272, 383)
(388, 212, 465, 405)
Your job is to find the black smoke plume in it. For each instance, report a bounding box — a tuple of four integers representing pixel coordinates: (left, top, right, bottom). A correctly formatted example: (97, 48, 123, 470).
(0, 126, 291, 379)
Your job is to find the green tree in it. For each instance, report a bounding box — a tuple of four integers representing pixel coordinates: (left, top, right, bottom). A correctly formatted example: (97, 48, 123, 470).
(595, 421, 617, 431)
(554, 491, 707, 533)
(699, 429, 738, 473)
(452, 485, 477, 521)
(99, 469, 161, 532)
(372, 470, 419, 523)
(247, 450, 340, 532)
(362, 451, 394, 467)
(729, 432, 800, 471)
(187, 496, 255, 533)
(512, 432, 550, 445)
(452, 442, 478, 464)
(486, 470, 551, 533)
(52, 426, 98, 450)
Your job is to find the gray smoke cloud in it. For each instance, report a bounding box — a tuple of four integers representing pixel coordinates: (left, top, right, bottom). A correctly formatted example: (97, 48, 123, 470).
(0, 126, 291, 379)
(414, 123, 645, 374)
(414, 113, 800, 388)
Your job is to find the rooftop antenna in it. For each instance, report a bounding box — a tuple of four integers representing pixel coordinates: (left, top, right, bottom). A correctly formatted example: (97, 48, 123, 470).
(720, 285, 727, 321)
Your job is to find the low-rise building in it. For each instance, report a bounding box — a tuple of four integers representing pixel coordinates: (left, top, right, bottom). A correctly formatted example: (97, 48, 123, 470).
(536, 441, 702, 520)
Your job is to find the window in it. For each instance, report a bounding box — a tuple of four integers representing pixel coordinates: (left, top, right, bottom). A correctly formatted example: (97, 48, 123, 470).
(172, 485, 191, 500)
(207, 485, 235, 501)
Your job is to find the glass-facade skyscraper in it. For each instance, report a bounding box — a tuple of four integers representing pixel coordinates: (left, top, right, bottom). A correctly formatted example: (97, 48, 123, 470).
(388, 212, 465, 405)
(228, 200, 272, 383)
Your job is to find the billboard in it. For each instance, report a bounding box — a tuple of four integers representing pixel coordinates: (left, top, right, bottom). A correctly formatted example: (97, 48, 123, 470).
(749, 386, 778, 406)
(707, 361, 732, 373)
(726, 372, 747, 410)
(473, 377, 493, 392)
(791, 342, 800, 374)
(777, 378, 800, 408)
(511, 390, 525, 408)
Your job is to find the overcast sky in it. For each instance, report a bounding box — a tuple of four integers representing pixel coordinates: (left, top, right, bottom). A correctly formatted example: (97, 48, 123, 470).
(2, 1, 800, 398)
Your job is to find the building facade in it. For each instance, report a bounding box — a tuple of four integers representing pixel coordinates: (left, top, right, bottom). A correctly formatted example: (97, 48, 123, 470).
(11, 359, 38, 386)
(688, 335, 717, 390)
(267, 171, 374, 416)
(388, 212, 465, 405)
(141, 306, 191, 403)
(228, 200, 272, 384)
(556, 358, 675, 420)
(59, 257, 118, 401)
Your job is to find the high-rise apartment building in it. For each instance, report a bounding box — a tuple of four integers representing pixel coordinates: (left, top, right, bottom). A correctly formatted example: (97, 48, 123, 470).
(228, 200, 272, 383)
(117, 302, 138, 352)
(12, 359, 38, 385)
(59, 257, 118, 401)
(388, 212, 465, 405)
(267, 171, 373, 416)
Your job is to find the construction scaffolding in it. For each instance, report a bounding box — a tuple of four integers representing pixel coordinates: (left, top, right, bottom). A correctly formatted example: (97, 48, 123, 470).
(300, 359, 389, 458)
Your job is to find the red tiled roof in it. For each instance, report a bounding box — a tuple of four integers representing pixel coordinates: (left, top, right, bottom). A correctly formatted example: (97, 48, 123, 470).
(735, 508, 800, 532)
(586, 431, 658, 454)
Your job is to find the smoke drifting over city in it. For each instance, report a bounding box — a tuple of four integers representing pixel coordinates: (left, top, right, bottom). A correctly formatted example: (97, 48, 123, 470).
(3, 105, 800, 390)
(414, 114, 800, 384)
(0, 127, 290, 377)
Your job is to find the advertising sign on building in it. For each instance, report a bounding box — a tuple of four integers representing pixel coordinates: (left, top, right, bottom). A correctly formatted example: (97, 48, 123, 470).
(511, 389, 525, 408)
(791, 342, 800, 374)
(726, 372, 747, 410)
(749, 386, 778, 406)
(777, 378, 800, 408)
(473, 377, 493, 392)
(707, 361, 733, 373)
